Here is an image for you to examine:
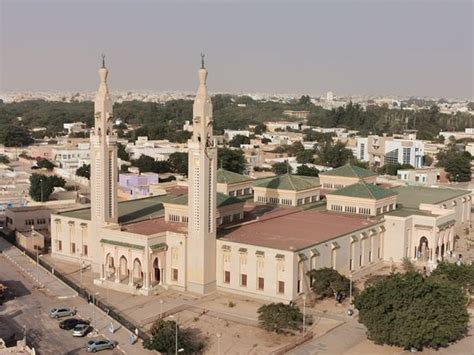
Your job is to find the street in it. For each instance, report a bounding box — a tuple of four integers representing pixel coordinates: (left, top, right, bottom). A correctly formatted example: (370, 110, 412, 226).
(0, 253, 122, 354)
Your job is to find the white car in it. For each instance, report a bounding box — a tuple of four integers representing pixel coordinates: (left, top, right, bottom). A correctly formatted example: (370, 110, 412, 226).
(72, 323, 91, 337)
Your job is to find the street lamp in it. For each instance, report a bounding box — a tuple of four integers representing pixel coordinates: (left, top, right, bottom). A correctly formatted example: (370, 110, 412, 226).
(349, 273, 353, 304)
(169, 315, 183, 355)
(217, 333, 222, 355)
(40, 178, 44, 202)
(302, 294, 306, 336)
(159, 299, 164, 318)
(92, 292, 99, 331)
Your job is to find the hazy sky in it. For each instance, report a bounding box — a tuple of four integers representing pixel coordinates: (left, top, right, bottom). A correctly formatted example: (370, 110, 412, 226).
(1, 0, 472, 98)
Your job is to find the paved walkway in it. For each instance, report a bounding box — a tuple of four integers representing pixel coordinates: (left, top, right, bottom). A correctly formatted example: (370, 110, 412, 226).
(0, 237, 154, 355)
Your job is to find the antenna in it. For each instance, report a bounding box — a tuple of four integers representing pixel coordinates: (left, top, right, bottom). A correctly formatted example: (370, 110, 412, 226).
(200, 53, 205, 69)
(101, 54, 106, 68)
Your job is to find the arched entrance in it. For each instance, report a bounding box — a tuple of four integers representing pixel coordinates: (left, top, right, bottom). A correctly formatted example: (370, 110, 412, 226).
(105, 253, 115, 280)
(119, 256, 128, 282)
(132, 258, 143, 286)
(153, 257, 161, 284)
(418, 237, 429, 262)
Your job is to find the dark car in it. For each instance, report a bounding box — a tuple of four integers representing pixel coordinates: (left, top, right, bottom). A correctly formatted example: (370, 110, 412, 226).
(59, 318, 90, 330)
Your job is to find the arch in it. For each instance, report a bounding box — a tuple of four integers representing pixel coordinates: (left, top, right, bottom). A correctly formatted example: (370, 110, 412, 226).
(417, 237, 429, 261)
(133, 258, 143, 280)
(153, 257, 161, 284)
(119, 255, 128, 280)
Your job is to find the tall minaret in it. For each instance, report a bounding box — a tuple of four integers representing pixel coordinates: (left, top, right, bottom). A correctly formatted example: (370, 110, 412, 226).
(186, 55, 217, 294)
(90, 55, 118, 226)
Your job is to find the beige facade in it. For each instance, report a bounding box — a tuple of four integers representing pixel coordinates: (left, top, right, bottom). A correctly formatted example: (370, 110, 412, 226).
(327, 194, 397, 216)
(16, 229, 46, 252)
(5, 206, 52, 233)
(217, 180, 254, 197)
(320, 174, 376, 190)
(253, 186, 320, 206)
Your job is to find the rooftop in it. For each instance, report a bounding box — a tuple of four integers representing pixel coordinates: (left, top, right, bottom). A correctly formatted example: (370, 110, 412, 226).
(220, 210, 381, 251)
(254, 174, 320, 191)
(120, 217, 187, 236)
(58, 195, 173, 224)
(8, 206, 52, 213)
(386, 208, 434, 218)
(217, 168, 252, 185)
(328, 182, 397, 200)
(320, 163, 376, 178)
(393, 186, 470, 209)
(166, 192, 244, 208)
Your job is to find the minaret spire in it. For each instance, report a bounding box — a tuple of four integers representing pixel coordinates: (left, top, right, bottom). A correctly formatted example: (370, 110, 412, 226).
(201, 53, 205, 69)
(101, 53, 106, 69)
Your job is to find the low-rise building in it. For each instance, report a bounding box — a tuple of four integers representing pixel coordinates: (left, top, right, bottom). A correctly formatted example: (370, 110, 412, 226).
(216, 168, 254, 197)
(397, 168, 442, 185)
(319, 164, 377, 191)
(118, 172, 159, 199)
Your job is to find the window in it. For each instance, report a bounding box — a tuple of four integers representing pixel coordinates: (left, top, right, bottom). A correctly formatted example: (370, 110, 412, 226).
(384, 148, 399, 165)
(241, 274, 247, 287)
(169, 214, 180, 222)
(278, 281, 285, 294)
(345, 206, 356, 213)
(224, 271, 230, 284)
(58, 240, 62, 251)
(402, 147, 411, 165)
(331, 204, 343, 212)
(83, 245, 88, 256)
(172, 268, 178, 281)
(71, 243, 76, 254)
(258, 277, 264, 290)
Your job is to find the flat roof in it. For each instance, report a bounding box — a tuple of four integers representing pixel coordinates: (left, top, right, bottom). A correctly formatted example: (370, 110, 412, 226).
(386, 208, 434, 218)
(219, 210, 381, 251)
(393, 186, 470, 209)
(58, 195, 174, 224)
(120, 217, 187, 236)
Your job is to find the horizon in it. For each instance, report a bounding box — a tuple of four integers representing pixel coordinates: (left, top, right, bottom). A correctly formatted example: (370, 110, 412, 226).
(1, 0, 472, 99)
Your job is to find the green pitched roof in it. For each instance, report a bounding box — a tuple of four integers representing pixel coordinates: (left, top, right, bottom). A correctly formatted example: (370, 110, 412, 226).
(167, 192, 244, 208)
(386, 208, 434, 218)
(59, 195, 172, 223)
(328, 182, 397, 200)
(217, 168, 252, 184)
(393, 186, 470, 209)
(254, 174, 320, 191)
(99, 238, 144, 250)
(320, 163, 376, 178)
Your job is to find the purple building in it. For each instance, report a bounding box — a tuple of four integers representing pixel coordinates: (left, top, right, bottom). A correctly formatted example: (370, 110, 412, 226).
(118, 173, 159, 199)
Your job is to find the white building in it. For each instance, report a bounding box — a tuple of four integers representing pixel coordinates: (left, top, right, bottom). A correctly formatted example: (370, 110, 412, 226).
(52, 143, 90, 172)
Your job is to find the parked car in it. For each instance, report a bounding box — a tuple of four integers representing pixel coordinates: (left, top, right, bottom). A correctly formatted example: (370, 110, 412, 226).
(49, 307, 76, 319)
(86, 339, 117, 352)
(72, 323, 91, 337)
(59, 317, 89, 330)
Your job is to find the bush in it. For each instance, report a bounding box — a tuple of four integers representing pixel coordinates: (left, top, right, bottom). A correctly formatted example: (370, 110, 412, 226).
(143, 319, 204, 354)
(257, 303, 303, 333)
(307, 267, 350, 299)
(354, 272, 469, 350)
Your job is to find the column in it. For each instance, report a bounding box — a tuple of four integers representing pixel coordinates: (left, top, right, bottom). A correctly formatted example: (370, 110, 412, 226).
(129, 269, 133, 286)
(100, 263, 105, 280)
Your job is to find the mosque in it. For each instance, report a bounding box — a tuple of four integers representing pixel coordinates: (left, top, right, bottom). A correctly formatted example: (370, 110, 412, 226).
(50, 58, 472, 302)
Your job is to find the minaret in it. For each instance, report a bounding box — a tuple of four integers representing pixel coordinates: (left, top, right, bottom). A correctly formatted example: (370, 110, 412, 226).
(186, 55, 217, 294)
(90, 55, 118, 226)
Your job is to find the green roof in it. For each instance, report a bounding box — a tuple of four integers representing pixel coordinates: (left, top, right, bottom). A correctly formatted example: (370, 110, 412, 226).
(393, 186, 470, 209)
(150, 242, 168, 250)
(59, 195, 172, 224)
(99, 238, 144, 250)
(320, 163, 376, 178)
(328, 182, 397, 200)
(254, 174, 320, 191)
(217, 168, 252, 184)
(167, 192, 244, 208)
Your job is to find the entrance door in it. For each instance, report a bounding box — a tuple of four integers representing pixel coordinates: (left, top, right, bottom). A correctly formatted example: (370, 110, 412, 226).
(153, 258, 160, 284)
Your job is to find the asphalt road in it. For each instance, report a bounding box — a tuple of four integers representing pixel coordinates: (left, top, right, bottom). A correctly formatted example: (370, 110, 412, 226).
(0, 254, 122, 355)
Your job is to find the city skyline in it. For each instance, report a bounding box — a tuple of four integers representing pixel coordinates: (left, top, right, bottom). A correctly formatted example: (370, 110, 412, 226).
(1, 0, 472, 99)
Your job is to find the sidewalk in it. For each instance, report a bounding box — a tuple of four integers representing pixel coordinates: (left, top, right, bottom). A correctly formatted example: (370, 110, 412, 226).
(0, 237, 77, 298)
(0, 237, 154, 355)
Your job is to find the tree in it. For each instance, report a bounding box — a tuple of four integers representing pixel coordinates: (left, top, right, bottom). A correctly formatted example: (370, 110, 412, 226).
(217, 148, 246, 174)
(254, 123, 267, 135)
(272, 162, 292, 175)
(257, 303, 303, 333)
(431, 262, 474, 294)
(229, 134, 250, 148)
(296, 164, 319, 177)
(36, 158, 55, 170)
(143, 319, 203, 354)
(0, 125, 33, 147)
(117, 143, 130, 161)
(28, 174, 65, 202)
(423, 155, 434, 166)
(0, 155, 10, 164)
(131, 155, 171, 174)
(168, 152, 188, 176)
(307, 268, 350, 299)
(378, 163, 414, 176)
(76, 164, 90, 179)
(298, 95, 311, 106)
(354, 272, 469, 350)
(315, 141, 353, 168)
(444, 155, 471, 182)
(296, 149, 315, 164)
